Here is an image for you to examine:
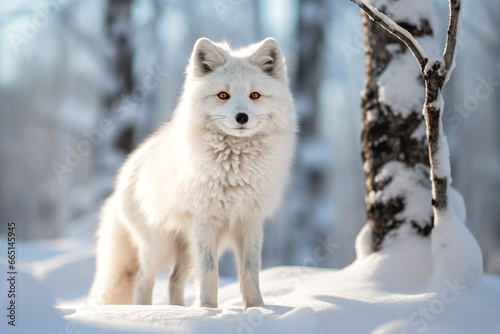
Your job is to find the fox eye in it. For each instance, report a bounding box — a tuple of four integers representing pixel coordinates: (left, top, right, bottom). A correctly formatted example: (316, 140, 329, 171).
(218, 92, 230, 100)
(250, 92, 260, 100)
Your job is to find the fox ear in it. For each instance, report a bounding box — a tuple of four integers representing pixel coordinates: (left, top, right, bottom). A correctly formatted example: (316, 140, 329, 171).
(190, 38, 227, 76)
(251, 38, 286, 80)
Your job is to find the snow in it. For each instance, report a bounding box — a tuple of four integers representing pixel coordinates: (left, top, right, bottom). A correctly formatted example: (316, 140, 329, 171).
(411, 120, 427, 140)
(1, 226, 499, 334)
(367, 161, 433, 234)
(354, 223, 373, 259)
(355, 0, 428, 65)
(377, 49, 425, 117)
(367, 0, 435, 31)
(431, 187, 483, 287)
(366, 107, 378, 122)
(349, 1, 440, 119)
(422, 93, 453, 182)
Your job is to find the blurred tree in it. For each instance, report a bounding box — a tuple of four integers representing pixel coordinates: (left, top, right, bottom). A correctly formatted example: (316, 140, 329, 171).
(104, 0, 134, 152)
(97, 0, 135, 200)
(283, 0, 333, 265)
(358, 0, 435, 251)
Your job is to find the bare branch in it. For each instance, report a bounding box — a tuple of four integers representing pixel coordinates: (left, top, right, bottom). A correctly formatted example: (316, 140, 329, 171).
(349, 0, 428, 72)
(443, 0, 462, 74)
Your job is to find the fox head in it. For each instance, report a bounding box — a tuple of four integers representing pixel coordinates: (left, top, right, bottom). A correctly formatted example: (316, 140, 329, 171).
(180, 37, 294, 137)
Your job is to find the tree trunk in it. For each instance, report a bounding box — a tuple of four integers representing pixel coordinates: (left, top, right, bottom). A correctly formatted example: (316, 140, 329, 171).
(360, 1, 435, 251)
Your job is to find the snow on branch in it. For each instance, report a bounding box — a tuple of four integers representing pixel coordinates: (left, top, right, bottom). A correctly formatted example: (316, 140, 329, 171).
(442, 0, 462, 73)
(349, 0, 428, 72)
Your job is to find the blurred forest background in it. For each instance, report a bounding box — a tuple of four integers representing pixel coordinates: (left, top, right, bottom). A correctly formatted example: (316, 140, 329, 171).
(1, 0, 499, 275)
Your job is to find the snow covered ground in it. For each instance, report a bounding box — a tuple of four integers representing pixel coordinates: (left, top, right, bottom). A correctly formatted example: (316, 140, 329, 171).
(1, 229, 499, 334)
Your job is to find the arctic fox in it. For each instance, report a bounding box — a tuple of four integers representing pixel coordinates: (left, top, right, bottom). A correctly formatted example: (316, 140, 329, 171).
(89, 37, 296, 310)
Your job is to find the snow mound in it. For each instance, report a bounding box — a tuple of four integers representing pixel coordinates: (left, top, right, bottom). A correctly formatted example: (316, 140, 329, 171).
(431, 186, 483, 287)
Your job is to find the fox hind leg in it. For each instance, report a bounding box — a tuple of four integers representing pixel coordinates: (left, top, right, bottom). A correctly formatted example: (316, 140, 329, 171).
(133, 247, 158, 305)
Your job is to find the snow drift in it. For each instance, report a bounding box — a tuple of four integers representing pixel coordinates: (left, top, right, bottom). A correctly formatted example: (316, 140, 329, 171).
(1, 228, 498, 334)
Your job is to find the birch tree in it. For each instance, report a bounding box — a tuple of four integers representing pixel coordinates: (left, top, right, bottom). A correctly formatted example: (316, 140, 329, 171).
(351, 0, 483, 286)
(357, 0, 437, 251)
(351, 0, 456, 219)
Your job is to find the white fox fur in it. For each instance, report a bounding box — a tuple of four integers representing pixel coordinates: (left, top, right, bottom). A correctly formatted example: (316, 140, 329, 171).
(89, 37, 296, 310)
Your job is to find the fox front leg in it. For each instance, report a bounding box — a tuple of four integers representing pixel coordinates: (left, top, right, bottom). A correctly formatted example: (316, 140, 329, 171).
(234, 223, 264, 310)
(194, 223, 220, 308)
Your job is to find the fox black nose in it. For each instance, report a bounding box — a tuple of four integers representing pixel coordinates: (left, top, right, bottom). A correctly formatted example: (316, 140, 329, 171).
(235, 113, 249, 125)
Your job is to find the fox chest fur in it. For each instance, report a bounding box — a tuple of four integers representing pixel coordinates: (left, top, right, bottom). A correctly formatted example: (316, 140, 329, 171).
(185, 130, 282, 221)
